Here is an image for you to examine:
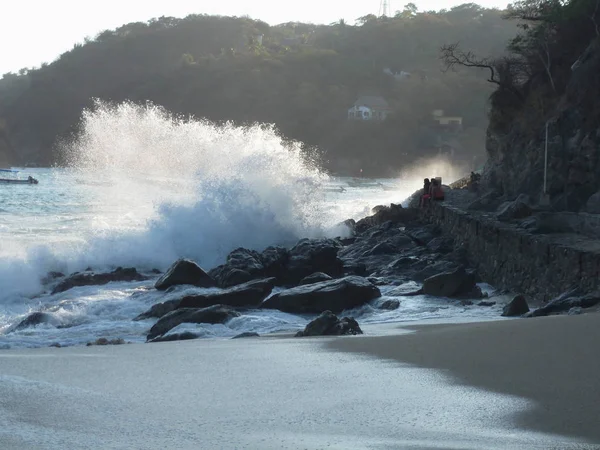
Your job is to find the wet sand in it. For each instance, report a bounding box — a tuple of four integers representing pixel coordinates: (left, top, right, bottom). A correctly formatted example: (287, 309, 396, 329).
(329, 313, 600, 445)
(0, 318, 598, 449)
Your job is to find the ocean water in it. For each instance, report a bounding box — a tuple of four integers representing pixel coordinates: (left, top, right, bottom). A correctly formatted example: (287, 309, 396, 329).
(0, 101, 502, 349)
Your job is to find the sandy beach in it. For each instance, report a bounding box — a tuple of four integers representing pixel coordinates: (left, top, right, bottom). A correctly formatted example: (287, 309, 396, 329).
(330, 313, 600, 446)
(1, 316, 598, 449)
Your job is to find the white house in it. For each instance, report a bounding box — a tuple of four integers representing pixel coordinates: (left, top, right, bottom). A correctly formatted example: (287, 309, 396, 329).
(348, 96, 393, 121)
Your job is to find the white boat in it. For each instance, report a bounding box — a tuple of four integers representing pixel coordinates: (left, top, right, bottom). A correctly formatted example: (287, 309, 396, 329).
(0, 169, 39, 184)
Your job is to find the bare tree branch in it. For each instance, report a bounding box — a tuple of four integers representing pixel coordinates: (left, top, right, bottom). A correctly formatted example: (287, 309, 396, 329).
(440, 43, 501, 85)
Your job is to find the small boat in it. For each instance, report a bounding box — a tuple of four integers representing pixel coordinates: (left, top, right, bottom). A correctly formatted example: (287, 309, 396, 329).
(0, 169, 39, 184)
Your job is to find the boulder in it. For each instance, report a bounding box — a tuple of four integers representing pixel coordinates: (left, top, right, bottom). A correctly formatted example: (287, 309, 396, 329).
(147, 305, 240, 341)
(354, 204, 417, 233)
(13, 312, 62, 331)
(155, 259, 216, 290)
(295, 311, 363, 337)
(403, 224, 440, 246)
(413, 261, 459, 282)
(379, 299, 401, 310)
(209, 248, 265, 287)
(177, 278, 275, 309)
(528, 289, 600, 317)
(502, 295, 530, 317)
(422, 266, 478, 298)
(284, 238, 344, 284)
(232, 332, 260, 339)
(148, 332, 200, 343)
(260, 246, 289, 279)
(261, 276, 381, 314)
(208, 267, 253, 288)
(299, 272, 333, 286)
(134, 299, 181, 321)
(52, 267, 148, 294)
(497, 194, 533, 222)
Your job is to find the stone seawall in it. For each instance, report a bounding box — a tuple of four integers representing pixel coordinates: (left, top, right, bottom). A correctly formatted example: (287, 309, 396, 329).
(419, 202, 600, 302)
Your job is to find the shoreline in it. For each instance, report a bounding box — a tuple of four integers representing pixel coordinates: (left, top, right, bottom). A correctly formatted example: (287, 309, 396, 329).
(328, 312, 600, 445)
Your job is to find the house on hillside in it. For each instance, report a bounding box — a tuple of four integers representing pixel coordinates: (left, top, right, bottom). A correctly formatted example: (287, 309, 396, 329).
(432, 109, 463, 131)
(348, 96, 393, 121)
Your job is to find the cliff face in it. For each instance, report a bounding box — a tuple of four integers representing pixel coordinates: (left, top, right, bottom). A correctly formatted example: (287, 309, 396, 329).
(483, 37, 600, 212)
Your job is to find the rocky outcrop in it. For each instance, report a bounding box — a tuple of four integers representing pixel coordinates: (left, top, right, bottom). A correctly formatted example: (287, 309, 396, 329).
(261, 276, 380, 314)
(295, 311, 363, 337)
(52, 267, 148, 294)
(527, 289, 600, 317)
(207, 240, 343, 288)
(177, 278, 275, 309)
(147, 305, 240, 341)
(155, 259, 215, 290)
(283, 238, 344, 285)
(502, 295, 530, 317)
(354, 203, 417, 233)
(483, 37, 600, 213)
(422, 266, 481, 298)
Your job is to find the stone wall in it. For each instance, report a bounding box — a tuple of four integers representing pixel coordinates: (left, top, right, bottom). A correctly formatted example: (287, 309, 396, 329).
(420, 202, 600, 302)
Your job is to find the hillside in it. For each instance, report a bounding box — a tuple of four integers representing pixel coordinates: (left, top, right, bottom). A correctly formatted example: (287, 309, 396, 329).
(0, 5, 517, 175)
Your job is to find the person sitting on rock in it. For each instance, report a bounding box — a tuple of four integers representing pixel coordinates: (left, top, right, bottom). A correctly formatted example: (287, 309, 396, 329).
(431, 178, 445, 201)
(420, 178, 432, 207)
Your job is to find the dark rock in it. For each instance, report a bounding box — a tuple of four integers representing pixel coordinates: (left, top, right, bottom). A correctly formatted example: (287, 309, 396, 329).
(299, 272, 333, 286)
(295, 311, 363, 337)
(86, 338, 126, 346)
(147, 305, 240, 341)
(343, 262, 368, 276)
(461, 300, 474, 306)
(427, 237, 454, 254)
(403, 224, 440, 246)
(379, 299, 401, 310)
(232, 332, 260, 339)
(52, 267, 148, 294)
(467, 190, 501, 211)
(502, 295, 530, 317)
(497, 195, 533, 221)
(207, 267, 254, 288)
(284, 238, 344, 284)
(260, 246, 289, 279)
(528, 289, 600, 317)
(422, 266, 478, 298)
(354, 203, 417, 233)
(134, 299, 181, 321)
(148, 332, 200, 343)
(14, 312, 62, 331)
(178, 278, 275, 309)
(261, 276, 381, 314)
(209, 248, 265, 287)
(155, 259, 216, 290)
(50, 343, 62, 348)
(365, 242, 397, 256)
(478, 301, 496, 307)
(413, 261, 459, 282)
(41, 271, 65, 284)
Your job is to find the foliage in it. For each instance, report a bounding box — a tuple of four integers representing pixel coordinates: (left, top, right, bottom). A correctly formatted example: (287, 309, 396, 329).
(0, 7, 518, 174)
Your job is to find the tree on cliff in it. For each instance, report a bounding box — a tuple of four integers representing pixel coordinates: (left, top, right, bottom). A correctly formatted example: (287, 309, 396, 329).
(0, 6, 517, 174)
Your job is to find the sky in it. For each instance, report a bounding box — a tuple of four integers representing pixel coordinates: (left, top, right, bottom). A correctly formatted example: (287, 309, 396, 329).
(1, 0, 508, 75)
